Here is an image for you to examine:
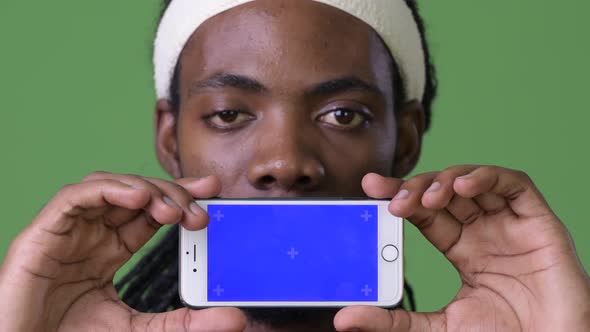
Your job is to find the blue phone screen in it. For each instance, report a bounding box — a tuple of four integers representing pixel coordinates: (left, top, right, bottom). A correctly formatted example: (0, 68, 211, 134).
(207, 204, 378, 302)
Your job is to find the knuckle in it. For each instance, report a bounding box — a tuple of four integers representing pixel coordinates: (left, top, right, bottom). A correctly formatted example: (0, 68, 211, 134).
(479, 165, 499, 175)
(404, 172, 436, 188)
(413, 213, 437, 230)
(443, 165, 462, 173)
(120, 174, 156, 191)
(440, 168, 461, 180)
(57, 183, 78, 196)
(490, 165, 503, 172)
(82, 170, 109, 182)
(444, 164, 475, 174)
(463, 210, 483, 224)
(121, 173, 144, 183)
(167, 180, 188, 193)
(515, 169, 532, 183)
(153, 178, 193, 199)
(130, 173, 148, 180)
(54, 183, 84, 214)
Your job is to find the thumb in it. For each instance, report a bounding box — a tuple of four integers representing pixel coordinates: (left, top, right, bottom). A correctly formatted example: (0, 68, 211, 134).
(131, 307, 247, 332)
(176, 175, 222, 199)
(361, 173, 404, 199)
(334, 306, 444, 332)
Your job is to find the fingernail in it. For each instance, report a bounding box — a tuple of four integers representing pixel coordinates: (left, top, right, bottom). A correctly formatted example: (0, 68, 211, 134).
(162, 196, 179, 208)
(393, 189, 409, 200)
(189, 202, 201, 215)
(426, 181, 441, 193)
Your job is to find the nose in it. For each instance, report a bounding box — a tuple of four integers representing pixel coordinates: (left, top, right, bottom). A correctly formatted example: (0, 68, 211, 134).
(247, 120, 325, 192)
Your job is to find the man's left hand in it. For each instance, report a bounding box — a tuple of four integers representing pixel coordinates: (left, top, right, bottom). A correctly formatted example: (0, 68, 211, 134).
(335, 165, 590, 331)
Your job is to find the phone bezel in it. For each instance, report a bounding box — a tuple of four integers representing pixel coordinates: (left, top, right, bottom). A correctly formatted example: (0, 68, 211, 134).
(179, 198, 403, 308)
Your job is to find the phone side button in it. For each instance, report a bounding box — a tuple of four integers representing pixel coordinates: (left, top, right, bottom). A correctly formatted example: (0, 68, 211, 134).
(381, 244, 399, 262)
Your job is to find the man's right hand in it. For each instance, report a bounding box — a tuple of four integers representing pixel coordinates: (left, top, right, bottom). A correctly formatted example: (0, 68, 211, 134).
(0, 172, 246, 332)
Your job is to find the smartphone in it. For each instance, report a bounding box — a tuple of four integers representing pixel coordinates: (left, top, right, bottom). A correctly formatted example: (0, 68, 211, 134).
(179, 198, 403, 308)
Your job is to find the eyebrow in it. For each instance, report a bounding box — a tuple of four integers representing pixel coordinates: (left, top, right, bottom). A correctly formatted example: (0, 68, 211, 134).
(189, 73, 268, 97)
(188, 73, 382, 99)
(305, 76, 383, 99)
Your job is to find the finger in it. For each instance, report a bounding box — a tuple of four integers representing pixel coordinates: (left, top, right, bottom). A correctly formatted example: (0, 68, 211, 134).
(426, 167, 509, 215)
(175, 175, 223, 231)
(365, 173, 463, 254)
(384, 174, 463, 254)
(473, 192, 508, 215)
(387, 172, 437, 218)
(453, 166, 552, 218)
(103, 206, 143, 228)
(406, 207, 462, 254)
(83, 173, 186, 226)
(445, 194, 483, 224)
(81, 170, 113, 182)
(132, 307, 247, 332)
(39, 180, 151, 233)
(41, 179, 184, 259)
(84, 172, 219, 229)
(421, 165, 478, 210)
(361, 173, 403, 199)
(334, 306, 444, 332)
(115, 213, 162, 254)
(103, 177, 217, 254)
(146, 177, 210, 230)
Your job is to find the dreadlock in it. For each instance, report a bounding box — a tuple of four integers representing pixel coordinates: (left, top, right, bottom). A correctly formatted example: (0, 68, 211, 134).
(117, 0, 437, 313)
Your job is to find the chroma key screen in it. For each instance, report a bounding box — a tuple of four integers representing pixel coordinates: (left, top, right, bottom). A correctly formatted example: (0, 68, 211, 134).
(206, 204, 379, 301)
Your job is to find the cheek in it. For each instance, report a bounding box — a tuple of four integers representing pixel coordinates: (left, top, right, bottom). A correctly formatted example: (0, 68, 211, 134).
(322, 131, 396, 186)
(176, 116, 251, 183)
(322, 111, 397, 182)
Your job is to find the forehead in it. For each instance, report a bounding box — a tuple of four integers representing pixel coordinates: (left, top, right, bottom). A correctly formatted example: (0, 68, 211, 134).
(177, 0, 393, 95)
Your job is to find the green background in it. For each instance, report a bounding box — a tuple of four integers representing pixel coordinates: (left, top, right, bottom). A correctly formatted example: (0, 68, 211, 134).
(1, 1, 588, 312)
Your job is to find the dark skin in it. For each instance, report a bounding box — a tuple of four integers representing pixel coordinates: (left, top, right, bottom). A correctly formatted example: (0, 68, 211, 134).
(155, 0, 423, 193)
(0, 1, 588, 332)
(155, 1, 421, 330)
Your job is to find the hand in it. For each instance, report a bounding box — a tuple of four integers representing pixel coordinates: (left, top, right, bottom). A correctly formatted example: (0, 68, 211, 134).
(0, 172, 246, 332)
(334, 166, 590, 331)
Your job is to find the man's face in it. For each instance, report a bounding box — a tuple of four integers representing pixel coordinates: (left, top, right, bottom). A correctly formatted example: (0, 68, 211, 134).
(155, 0, 423, 328)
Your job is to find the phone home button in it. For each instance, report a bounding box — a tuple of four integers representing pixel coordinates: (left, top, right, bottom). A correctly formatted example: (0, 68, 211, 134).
(381, 244, 399, 262)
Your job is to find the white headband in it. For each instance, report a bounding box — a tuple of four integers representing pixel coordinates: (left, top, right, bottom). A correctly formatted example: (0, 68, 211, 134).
(154, 0, 426, 102)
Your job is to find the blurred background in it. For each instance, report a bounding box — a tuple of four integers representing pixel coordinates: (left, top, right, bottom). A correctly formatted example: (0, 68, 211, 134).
(1, 1, 588, 312)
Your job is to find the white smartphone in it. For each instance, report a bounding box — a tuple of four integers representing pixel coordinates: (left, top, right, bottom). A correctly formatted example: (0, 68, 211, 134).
(179, 199, 403, 308)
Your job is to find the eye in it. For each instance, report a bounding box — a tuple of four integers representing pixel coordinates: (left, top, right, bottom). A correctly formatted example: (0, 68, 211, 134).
(317, 108, 370, 129)
(204, 110, 255, 129)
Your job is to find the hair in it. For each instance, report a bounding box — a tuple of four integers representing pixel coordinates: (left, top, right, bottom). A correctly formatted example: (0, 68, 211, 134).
(117, 0, 434, 315)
